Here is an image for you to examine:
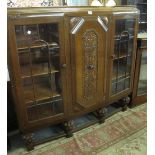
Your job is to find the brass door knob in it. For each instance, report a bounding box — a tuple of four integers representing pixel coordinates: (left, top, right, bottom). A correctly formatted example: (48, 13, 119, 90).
(87, 64, 95, 70)
(61, 64, 67, 68)
(110, 54, 116, 59)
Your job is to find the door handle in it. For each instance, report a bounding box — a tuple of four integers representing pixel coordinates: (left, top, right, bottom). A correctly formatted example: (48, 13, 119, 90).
(87, 64, 95, 70)
(61, 64, 67, 69)
(110, 54, 116, 60)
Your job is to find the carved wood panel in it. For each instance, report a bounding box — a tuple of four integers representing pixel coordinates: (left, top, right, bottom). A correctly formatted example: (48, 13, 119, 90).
(82, 29, 98, 100)
(70, 17, 107, 112)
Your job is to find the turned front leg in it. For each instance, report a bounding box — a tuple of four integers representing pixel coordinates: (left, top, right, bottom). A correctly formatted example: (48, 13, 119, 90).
(119, 96, 131, 111)
(96, 107, 107, 124)
(22, 133, 34, 151)
(63, 120, 74, 138)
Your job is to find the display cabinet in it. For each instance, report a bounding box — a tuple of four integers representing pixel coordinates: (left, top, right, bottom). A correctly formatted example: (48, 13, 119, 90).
(119, 0, 147, 106)
(131, 36, 147, 106)
(7, 6, 139, 150)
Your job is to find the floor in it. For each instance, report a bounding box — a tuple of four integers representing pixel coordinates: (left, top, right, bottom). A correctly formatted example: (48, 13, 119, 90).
(7, 103, 147, 155)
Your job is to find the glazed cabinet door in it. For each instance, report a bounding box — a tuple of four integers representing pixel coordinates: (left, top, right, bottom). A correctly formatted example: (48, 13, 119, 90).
(108, 16, 138, 102)
(137, 48, 147, 96)
(8, 15, 67, 130)
(132, 38, 147, 105)
(68, 16, 108, 115)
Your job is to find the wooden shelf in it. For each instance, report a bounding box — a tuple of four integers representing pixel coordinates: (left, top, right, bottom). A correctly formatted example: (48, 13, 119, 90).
(17, 42, 60, 51)
(114, 35, 134, 42)
(112, 73, 129, 80)
(112, 63, 130, 80)
(112, 73, 123, 80)
(23, 84, 61, 104)
(139, 21, 147, 24)
(21, 64, 59, 78)
(15, 33, 59, 51)
(114, 54, 130, 60)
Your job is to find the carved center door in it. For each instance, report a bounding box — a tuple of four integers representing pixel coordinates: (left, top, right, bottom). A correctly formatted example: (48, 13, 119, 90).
(69, 16, 108, 114)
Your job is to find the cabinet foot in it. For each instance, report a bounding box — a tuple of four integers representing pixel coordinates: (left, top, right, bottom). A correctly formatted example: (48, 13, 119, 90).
(119, 96, 130, 112)
(63, 121, 74, 138)
(22, 133, 34, 151)
(96, 108, 107, 124)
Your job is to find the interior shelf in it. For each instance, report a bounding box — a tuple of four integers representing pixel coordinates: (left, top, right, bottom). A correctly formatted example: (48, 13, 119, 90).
(20, 64, 59, 78)
(114, 53, 130, 60)
(112, 60, 131, 81)
(17, 41, 59, 51)
(139, 21, 147, 24)
(114, 35, 134, 41)
(112, 73, 130, 81)
(23, 84, 61, 104)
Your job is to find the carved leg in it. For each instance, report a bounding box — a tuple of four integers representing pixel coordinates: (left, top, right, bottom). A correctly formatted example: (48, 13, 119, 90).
(96, 108, 107, 124)
(22, 133, 34, 151)
(119, 96, 131, 112)
(63, 121, 74, 138)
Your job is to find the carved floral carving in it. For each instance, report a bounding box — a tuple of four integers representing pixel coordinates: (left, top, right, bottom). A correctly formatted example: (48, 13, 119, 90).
(82, 29, 98, 100)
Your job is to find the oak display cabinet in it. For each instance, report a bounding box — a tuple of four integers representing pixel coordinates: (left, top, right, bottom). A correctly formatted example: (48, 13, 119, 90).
(7, 6, 139, 150)
(131, 36, 147, 106)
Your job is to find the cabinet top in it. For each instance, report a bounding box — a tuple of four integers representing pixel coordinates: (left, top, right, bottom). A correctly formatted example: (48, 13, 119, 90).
(8, 6, 139, 16)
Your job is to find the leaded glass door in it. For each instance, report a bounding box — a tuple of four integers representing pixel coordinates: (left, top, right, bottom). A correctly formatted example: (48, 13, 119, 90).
(137, 48, 147, 96)
(109, 17, 137, 100)
(13, 18, 66, 124)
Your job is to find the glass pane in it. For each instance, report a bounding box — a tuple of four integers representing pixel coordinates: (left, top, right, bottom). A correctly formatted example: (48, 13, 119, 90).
(27, 99, 63, 121)
(15, 24, 59, 49)
(137, 49, 147, 95)
(111, 19, 135, 95)
(128, 39, 134, 55)
(22, 74, 61, 103)
(114, 38, 133, 59)
(125, 77, 130, 89)
(117, 79, 125, 93)
(15, 23, 64, 119)
(118, 58, 127, 78)
(115, 19, 135, 37)
(112, 58, 131, 81)
(112, 83, 117, 95)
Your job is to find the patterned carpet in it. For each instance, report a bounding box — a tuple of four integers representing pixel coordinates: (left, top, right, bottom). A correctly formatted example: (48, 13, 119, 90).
(8, 104, 147, 155)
